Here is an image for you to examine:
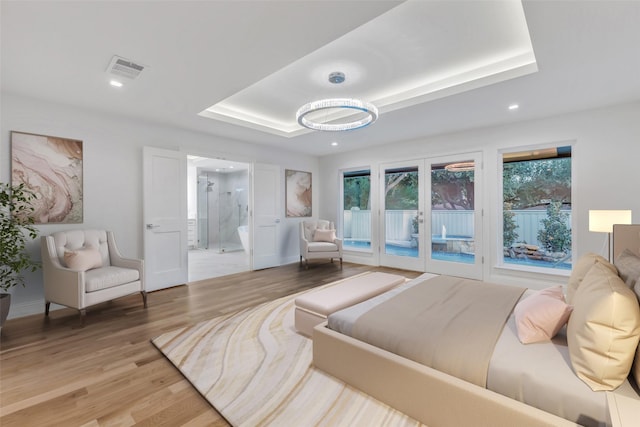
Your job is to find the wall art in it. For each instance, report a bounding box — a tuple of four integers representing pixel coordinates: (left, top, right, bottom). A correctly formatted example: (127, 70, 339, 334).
(285, 169, 312, 217)
(11, 131, 83, 224)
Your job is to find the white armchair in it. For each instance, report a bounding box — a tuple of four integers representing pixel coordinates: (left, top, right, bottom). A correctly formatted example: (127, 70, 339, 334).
(300, 220, 343, 269)
(41, 229, 146, 324)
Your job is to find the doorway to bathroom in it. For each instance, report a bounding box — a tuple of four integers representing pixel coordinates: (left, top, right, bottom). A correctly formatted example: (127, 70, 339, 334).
(187, 155, 250, 282)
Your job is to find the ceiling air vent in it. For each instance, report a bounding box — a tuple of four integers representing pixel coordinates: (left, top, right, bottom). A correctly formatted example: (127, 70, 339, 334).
(106, 55, 145, 80)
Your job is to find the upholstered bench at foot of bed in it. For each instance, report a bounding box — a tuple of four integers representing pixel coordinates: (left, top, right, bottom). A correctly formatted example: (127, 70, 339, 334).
(294, 272, 405, 337)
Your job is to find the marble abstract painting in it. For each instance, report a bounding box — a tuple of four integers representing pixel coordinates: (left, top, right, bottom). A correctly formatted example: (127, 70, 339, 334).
(11, 131, 83, 224)
(285, 169, 312, 217)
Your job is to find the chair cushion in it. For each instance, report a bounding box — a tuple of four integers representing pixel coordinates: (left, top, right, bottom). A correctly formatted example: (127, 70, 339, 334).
(307, 242, 339, 253)
(85, 266, 140, 292)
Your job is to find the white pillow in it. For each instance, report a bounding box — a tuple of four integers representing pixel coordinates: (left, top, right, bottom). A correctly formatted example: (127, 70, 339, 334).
(313, 229, 336, 243)
(63, 247, 103, 271)
(514, 285, 573, 344)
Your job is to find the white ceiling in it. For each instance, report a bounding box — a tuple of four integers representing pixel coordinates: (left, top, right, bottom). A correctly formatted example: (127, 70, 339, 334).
(2, 1, 640, 157)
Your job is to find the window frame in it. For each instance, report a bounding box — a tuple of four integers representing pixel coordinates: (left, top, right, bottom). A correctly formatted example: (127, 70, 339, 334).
(496, 142, 575, 276)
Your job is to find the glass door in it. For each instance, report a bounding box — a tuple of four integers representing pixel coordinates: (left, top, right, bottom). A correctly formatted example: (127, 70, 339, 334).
(379, 160, 425, 271)
(425, 153, 482, 279)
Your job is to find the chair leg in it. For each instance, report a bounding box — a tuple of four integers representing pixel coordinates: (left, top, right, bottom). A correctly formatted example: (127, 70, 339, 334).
(141, 291, 148, 308)
(300, 255, 303, 266)
(340, 257, 343, 268)
(79, 309, 87, 327)
(305, 259, 309, 270)
(45, 302, 51, 316)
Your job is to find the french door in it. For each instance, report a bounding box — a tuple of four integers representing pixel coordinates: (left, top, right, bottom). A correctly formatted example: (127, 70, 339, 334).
(379, 160, 425, 271)
(425, 153, 483, 279)
(378, 153, 483, 279)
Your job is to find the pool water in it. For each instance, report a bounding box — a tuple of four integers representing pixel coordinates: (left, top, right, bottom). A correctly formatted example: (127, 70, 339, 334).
(344, 239, 474, 263)
(344, 239, 570, 269)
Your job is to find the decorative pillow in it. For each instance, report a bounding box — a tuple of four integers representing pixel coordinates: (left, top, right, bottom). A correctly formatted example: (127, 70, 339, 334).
(514, 285, 573, 344)
(615, 249, 640, 289)
(566, 253, 617, 304)
(63, 247, 103, 271)
(313, 229, 336, 243)
(567, 262, 640, 391)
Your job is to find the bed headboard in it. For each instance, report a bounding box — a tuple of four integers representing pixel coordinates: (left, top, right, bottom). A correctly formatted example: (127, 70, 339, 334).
(613, 224, 640, 261)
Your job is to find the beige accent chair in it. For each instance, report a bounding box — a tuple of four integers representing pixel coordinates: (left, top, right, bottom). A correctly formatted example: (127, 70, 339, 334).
(41, 229, 146, 324)
(299, 220, 343, 269)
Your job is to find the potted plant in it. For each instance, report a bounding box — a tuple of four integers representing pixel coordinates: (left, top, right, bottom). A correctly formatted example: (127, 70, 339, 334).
(0, 182, 40, 329)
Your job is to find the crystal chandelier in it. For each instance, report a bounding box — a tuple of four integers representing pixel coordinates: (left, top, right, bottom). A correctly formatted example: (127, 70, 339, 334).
(295, 72, 378, 132)
(296, 98, 378, 131)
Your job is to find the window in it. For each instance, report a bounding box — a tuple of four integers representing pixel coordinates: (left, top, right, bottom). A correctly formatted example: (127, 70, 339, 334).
(501, 146, 572, 271)
(342, 169, 371, 252)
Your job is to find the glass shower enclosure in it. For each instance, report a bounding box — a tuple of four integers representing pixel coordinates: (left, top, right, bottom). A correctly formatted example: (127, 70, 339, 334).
(197, 169, 248, 253)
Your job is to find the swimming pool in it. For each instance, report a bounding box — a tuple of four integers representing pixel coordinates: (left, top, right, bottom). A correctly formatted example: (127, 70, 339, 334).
(344, 239, 570, 269)
(344, 239, 475, 263)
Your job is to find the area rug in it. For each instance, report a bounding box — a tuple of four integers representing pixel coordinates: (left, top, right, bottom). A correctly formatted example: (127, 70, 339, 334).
(151, 273, 424, 427)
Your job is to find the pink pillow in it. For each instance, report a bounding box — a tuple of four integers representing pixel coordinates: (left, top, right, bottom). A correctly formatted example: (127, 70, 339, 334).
(313, 229, 336, 243)
(514, 285, 573, 344)
(63, 247, 103, 271)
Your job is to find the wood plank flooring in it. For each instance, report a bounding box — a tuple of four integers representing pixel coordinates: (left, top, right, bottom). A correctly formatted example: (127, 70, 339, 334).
(0, 262, 420, 426)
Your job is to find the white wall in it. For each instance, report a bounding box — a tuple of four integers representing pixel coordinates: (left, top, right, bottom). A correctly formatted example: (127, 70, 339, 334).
(1, 93, 318, 318)
(319, 101, 640, 289)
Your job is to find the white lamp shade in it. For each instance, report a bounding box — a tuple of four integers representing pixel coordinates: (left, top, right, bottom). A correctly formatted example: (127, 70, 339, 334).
(588, 210, 632, 233)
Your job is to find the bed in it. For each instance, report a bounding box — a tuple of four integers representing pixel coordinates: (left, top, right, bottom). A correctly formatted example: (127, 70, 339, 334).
(313, 224, 640, 427)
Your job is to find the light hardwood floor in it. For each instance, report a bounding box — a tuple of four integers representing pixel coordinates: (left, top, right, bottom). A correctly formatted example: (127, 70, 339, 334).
(0, 262, 420, 426)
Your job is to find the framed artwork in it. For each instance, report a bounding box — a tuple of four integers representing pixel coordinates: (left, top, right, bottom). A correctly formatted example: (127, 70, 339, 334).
(285, 169, 312, 217)
(11, 131, 83, 224)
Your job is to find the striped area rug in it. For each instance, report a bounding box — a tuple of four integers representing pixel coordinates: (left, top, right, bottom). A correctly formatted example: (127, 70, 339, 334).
(152, 273, 425, 427)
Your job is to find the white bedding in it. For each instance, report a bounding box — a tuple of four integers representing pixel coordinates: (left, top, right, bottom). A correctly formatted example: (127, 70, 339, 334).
(327, 273, 619, 427)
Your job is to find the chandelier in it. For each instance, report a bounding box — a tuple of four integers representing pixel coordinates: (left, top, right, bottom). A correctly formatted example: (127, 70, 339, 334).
(296, 98, 378, 132)
(296, 72, 378, 132)
(444, 162, 475, 172)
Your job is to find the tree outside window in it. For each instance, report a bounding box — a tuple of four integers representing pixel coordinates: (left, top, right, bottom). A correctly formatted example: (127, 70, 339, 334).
(502, 146, 572, 270)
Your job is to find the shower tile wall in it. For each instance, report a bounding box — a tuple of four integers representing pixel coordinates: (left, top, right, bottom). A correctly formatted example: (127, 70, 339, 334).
(198, 169, 248, 252)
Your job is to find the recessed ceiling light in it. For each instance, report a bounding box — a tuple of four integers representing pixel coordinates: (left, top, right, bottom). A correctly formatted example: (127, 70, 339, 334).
(508, 104, 519, 110)
(109, 80, 123, 88)
(331, 142, 339, 146)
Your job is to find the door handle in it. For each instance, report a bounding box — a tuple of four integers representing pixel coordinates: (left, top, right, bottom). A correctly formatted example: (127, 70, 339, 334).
(146, 224, 160, 229)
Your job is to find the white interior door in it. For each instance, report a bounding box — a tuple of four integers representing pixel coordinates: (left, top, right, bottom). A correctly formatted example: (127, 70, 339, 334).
(143, 146, 188, 291)
(252, 163, 281, 270)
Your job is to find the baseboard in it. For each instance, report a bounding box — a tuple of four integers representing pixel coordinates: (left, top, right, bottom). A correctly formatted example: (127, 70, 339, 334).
(7, 300, 64, 319)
